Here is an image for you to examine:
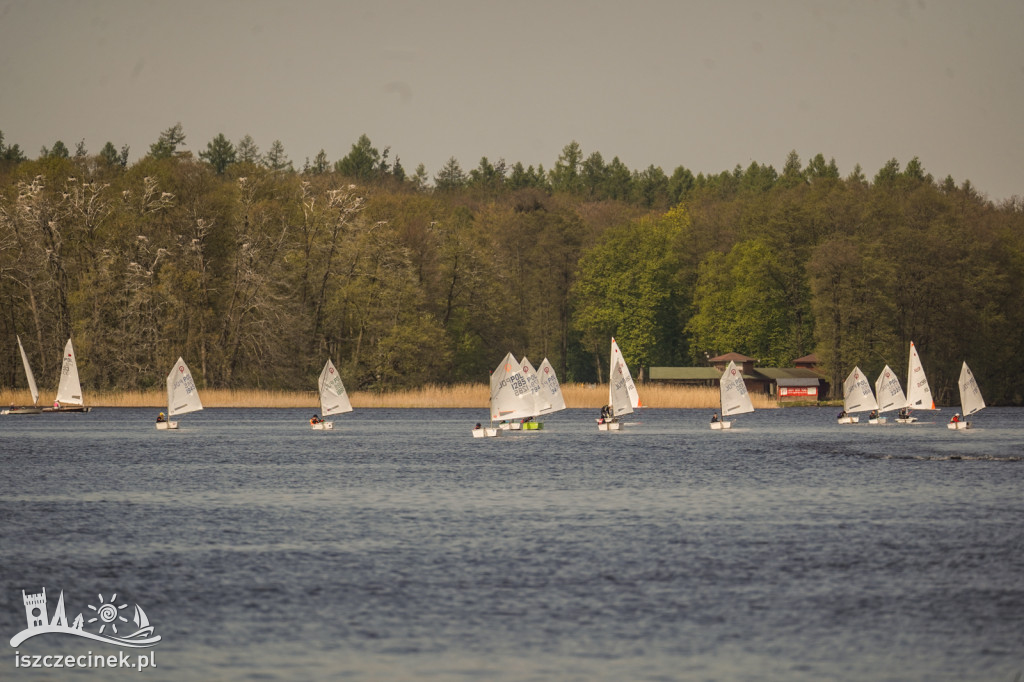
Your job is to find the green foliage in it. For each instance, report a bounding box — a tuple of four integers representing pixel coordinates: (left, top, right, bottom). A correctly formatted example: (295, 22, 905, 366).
(334, 134, 379, 181)
(1, 143, 1022, 406)
(199, 133, 237, 174)
(572, 205, 692, 378)
(149, 123, 186, 159)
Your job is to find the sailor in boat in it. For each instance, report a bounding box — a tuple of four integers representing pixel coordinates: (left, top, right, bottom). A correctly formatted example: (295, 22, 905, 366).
(53, 399, 60, 409)
(950, 413, 960, 424)
(711, 412, 719, 423)
(310, 414, 323, 426)
(837, 410, 847, 420)
(156, 412, 165, 423)
(474, 423, 482, 430)
(898, 407, 910, 420)
(868, 409, 878, 420)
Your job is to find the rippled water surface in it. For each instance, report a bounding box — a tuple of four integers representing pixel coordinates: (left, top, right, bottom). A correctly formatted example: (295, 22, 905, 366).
(2, 407, 1022, 680)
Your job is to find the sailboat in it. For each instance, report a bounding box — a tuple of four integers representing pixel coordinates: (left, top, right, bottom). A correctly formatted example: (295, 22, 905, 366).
(899, 341, 935, 423)
(157, 357, 203, 430)
(711, 360, 753, 429)
(490, 351, 532, 430)
(46, 338, 91, 412)
(537, 358, 567, 415)
(599, 338, 641, 431)
(4, 335, 42, 414)
(838, 366, 877, 424)
(948, 361, 985, 430)
(471, 367, 502, 438)
(518, 356, 550, 430)
(871, 365, 906, 424)
(312, 359, 352, 429)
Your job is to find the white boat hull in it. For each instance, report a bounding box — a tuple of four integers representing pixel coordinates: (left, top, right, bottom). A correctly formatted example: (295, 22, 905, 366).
(896, 417, 918, 424)
(597, 420, 621, 431)
(947, 421, 971, 430)
(837, 416, 859, 424)
(472, 427, 500, 438)
(499, 422, 522, 430)
(868, 417, 887, 424)
(710, 420, 732, 430)
(5, 407, 42, 415)
(311, 421, 334, 430)
(155, 421, 178, 430)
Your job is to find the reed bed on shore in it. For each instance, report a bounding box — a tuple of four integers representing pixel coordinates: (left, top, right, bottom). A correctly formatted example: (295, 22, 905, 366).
(1, 384, 779, 409)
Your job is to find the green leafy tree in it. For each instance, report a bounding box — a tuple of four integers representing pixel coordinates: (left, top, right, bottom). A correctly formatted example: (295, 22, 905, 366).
(264, 140, 291, 171)
(434, 157, 466, 192)
(572, 205, 691, 380)
(549, 141, 584, 195)
(149, 122, 185, 158)
(199, 133, 237, 174)
(236, 135, 260, 164)
(334, 134, 379, 181)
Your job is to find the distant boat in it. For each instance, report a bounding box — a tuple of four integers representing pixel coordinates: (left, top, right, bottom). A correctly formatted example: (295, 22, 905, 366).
(899, 341, 935, 423)
(474, 352, 529, 438)
(871, 364, 906, 424)
(599, 338, 640, 431)
(838, 366, 877, 424)
(489, 351, 531, 431)
(517, 356, 549, 430)
(157, 357, 203, 430)
(312, 359, 352, 430)
(4, 336, 42, 415)
(948, 362, 985, 430)
(536, 358, 567, 415)
(712, 360, 753, 430)
(45, 338, 91, 413)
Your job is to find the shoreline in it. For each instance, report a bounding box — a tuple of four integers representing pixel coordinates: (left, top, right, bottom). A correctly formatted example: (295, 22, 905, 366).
(1, 383, 783, 410)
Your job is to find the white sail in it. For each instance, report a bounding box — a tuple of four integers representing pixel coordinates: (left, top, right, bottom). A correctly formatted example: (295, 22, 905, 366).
(720, 360, 754, 417)
(610, 338, 641, 408)
(958, 362, 985, 417)
(318, 359, 353, 415)
(166, 357, 203, 417)
(55, 338, 84, 405)
(843, 366, 878, 413)
(873, 364, 906, 413)
(17, 335, 39, 405)
(519, 356, 550, 417)
(609, 356, 635, 417)
(490, 352, 533, 421)
(536, 358, 567, 414)
(905, 341, 935, 410)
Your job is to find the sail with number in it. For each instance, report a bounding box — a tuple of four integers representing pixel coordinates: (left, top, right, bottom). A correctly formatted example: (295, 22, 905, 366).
(519, 356, 550, 417)
(905, 342, 935, 410)
(318, 359, 353, 415)
(957, 362, 985, 417)
(490, 352, 532, 421)
(536, 358, 567, 414)
(17, 335, 39, 406)
(166, 357, 203, 417)
(874, 364, 906, 413)
(843, 366, 878, 414)
(55, 339, 84, 405)
(609, 338, 641, 410)
(720, 360, 754, 417)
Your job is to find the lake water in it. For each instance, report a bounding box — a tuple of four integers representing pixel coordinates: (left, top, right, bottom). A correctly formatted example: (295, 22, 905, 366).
(1, 407, 1022, 680)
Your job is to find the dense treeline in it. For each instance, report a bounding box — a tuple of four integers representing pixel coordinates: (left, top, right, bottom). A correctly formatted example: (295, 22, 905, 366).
(2, 126, 1023, 405)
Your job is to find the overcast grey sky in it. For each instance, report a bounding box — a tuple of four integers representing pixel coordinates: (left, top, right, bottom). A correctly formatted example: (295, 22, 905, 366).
(2, 0, 1022, 201)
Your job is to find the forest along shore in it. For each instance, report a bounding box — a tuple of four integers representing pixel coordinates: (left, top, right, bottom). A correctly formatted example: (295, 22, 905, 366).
(0, 383, 779, 410)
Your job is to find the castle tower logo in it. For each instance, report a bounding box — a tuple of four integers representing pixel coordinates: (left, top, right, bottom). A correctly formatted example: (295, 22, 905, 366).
(10, 588, 161, 648)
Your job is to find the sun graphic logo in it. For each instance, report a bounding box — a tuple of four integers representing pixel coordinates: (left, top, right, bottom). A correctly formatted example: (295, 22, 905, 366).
(87, 593, 129, 635)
